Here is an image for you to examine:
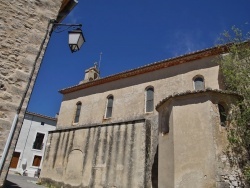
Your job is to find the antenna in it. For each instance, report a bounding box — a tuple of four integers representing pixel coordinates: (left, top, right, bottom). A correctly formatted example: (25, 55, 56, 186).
(98, 52, 102, 72)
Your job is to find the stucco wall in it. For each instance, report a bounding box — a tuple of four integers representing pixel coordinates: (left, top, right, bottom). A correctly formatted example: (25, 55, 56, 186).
(0, 0, 64, 186)
(57, 56, 221, 128)
(158, 103, 174, 187)
(173, 98, 216, 188)
(9, 113, 56, 177)
(157, 91, 242, 188)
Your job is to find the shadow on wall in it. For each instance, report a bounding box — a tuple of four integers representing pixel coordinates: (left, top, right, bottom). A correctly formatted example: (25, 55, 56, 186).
(151, 145, 158, 188)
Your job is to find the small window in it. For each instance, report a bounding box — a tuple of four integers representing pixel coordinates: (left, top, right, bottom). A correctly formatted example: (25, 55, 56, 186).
(32, 155, 42, 167)
(146, 87, 154, 112)
(94, 73, 98, 79)
(194, 76, 205, 90)
(74, 102, 82, 123)
(218, 104, 227, 126)
(33, 133, 45, 150)
(105, 95, 114, 118)
(161, 110, 170, 134)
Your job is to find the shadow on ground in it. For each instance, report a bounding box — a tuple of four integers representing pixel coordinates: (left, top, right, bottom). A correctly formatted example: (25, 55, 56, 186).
(5, 180, 21, 188)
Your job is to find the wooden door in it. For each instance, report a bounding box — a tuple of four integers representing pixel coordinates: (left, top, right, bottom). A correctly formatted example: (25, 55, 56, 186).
(10, 152, 20, 168)
(32, 155, 42, 167)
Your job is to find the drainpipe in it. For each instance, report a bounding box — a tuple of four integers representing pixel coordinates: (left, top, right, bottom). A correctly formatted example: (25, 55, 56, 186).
(0, 114, 18, 172)
(18, 114, 34, 171)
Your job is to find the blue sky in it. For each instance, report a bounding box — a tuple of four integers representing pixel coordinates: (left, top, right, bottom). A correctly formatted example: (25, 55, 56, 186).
(27, 0, 250, 117)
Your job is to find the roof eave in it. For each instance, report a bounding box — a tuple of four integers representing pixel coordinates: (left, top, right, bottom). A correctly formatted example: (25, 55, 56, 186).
(56, 0, 78, 23)
(59, 45, 228, 95)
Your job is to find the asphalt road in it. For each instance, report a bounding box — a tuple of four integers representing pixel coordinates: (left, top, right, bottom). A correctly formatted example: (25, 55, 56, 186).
(5, 174, 46, 188)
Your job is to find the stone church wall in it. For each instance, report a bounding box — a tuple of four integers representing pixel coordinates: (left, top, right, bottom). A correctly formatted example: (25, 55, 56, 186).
(41, 55, 226, 187)
(41, 119, 158, 187)
(57, 56, 221, 128)
(0, 1, 64, 186)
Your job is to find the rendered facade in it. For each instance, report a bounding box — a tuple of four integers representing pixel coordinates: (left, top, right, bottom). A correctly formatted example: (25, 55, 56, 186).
(156, 90, 241, 188)
(40, 46, 242, 188)
(9, 112, 56, 177)
(0, 0, 77, 186)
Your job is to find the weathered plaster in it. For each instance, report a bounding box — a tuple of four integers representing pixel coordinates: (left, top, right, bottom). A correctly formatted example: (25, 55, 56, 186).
(157, 91, 242, 188)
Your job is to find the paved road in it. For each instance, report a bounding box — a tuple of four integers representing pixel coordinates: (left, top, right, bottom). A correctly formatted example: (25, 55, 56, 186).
(5, 174, 46, 188)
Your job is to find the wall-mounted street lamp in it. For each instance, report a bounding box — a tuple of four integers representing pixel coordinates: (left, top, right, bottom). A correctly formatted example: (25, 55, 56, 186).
(50, 19, 86, 53)
(0, 19, 86, 173)
(68, 29, 85, 53)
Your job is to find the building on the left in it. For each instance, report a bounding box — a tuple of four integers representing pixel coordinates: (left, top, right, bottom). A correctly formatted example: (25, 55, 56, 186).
(9, 112, 56, 177)
(0, 0, 78, 186)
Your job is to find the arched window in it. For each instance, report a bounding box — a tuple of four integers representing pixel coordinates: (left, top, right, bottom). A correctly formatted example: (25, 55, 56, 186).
(74, 102, 82, 123)
(105, 95, 114, 118)
(146, 87, 154, 112)
(218, 104, 227, 126)
(161, 109, 170, 134)
(194, 76, 205, 90)
(94, 73, 98, 79)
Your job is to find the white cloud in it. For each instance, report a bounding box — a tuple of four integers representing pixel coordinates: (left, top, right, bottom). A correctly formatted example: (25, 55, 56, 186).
(165, 29, 208, 57)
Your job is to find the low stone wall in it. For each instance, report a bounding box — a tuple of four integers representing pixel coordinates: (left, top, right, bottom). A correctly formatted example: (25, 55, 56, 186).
(41, 119, 158, 188)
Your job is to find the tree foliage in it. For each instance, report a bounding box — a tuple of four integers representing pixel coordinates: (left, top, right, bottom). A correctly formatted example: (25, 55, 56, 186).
(217, 26, 250, 183)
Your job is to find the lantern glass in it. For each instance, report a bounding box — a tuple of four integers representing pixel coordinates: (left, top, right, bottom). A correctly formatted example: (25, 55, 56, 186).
(68, 29, 85, 53)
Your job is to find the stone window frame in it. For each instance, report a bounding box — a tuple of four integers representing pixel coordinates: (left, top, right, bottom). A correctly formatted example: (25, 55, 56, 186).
(193, 75, 205, 90)
(105, 94, 114, 119)
(73, 101, 82, 125)
(145, 86, 154, 113)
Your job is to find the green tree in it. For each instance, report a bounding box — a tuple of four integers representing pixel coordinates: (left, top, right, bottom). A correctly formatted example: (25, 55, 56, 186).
(217, 26, 250, 183)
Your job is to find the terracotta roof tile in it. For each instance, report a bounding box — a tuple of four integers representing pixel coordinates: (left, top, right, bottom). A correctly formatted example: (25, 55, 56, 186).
(155, 88, 243, 110)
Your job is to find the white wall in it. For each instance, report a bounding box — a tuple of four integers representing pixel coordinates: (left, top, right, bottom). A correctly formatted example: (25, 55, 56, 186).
(9, 113, 56, 177)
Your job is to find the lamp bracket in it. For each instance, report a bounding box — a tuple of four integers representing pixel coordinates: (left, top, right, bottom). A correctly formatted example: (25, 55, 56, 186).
(49, 19, 82, 35)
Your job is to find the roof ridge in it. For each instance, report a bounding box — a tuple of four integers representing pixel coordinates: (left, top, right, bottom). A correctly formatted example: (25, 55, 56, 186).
(26, 111, 57, 121)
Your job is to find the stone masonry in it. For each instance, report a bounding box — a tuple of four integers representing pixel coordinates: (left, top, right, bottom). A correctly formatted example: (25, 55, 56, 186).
(0, 0, 72, 187)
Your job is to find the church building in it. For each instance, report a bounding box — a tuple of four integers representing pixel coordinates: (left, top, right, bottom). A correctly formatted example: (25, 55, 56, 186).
(40, 45, 242, 188)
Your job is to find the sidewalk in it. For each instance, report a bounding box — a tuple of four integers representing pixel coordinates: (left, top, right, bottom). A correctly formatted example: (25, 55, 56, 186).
(6, 174, 45, 188)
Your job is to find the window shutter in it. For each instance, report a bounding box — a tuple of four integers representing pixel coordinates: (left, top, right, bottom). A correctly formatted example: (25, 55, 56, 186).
(32, 155, 42, 167)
